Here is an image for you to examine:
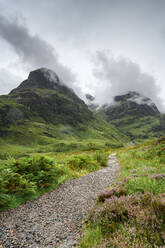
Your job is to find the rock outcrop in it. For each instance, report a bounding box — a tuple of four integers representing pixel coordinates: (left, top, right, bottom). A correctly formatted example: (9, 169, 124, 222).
(101, 91, 165, 141)
(102, 91, 159, 121)
(0, 68, 93, 127)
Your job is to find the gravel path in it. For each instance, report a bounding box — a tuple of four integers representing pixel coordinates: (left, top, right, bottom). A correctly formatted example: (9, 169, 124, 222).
(0, 153, 119, 248)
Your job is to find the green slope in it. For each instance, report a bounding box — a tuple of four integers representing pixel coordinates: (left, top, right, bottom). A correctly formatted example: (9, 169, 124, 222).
(109, 114, 165, 142)
(101, 91, 165, 142)
(0, 68, 128, 159)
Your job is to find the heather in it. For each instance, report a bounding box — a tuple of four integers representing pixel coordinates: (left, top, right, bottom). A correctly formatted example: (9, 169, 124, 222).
(81, 192, 165, 247)
(80, 137, 165, 247)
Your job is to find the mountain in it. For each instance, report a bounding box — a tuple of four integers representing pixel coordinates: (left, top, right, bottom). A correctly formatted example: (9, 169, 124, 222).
(101, 91, 165, 141)
(85, 93, 99, 112)
(102, 91, 159, 119)
(0, 68, 93, 127)
(2, 69, 163, 147)
(0, 68, 127, 147)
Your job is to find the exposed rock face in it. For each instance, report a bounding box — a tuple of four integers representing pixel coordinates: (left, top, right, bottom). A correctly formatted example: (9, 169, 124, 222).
(85, 93, 99, 112)
(85, 94, 95, 102)
(102, 91, 159, 121)
(6, 107, 23, 123)
(101, 91, 165, 141)
(0, 95, 25, 129)
(0, 68, 93, 127)
(11, 68, 62, 93)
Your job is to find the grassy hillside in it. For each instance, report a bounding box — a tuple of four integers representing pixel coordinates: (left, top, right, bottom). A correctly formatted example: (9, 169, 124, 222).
(0, 68, 130, 211)
(100, 91, 165, 142)
(0, 67, 129, 159)
(109, 114, 165, 142)
(0, 115, 128, 211)
(98, 107, 165, 143)
(0, 116, 128, 158)
(80, 137, 165, 247)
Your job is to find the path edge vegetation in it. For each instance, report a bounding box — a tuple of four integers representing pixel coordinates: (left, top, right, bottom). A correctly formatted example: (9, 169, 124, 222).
(80, 137, 165, 248)
(0, 149, 109, 211)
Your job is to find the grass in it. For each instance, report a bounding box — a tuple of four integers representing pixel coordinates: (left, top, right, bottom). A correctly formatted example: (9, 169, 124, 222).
(1, 109, 164, 246)
(110, 115, 165, 143)
(117, 138, 165, 195)
(0, 117, 126, 157)
(0, 114, 127, 212)
(80, 137, 165, 247)
(0, 149, 109, 211)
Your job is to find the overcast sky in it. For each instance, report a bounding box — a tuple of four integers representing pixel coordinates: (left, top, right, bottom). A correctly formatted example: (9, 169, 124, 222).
(0, 0, 165, 111)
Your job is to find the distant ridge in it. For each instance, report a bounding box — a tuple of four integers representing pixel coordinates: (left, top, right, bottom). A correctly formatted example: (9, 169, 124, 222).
(102, 91, 159, 120)
(101, 91, 165, 141)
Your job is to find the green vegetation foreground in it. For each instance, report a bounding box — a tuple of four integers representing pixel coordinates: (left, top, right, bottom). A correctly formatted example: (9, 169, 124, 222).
(80, 137, 165, 248)
(0, 152, 118, 247)
(0, 149, 108, 211)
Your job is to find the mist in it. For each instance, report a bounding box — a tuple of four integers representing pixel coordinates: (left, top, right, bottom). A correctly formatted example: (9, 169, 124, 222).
(92, 51, 165, 112)
(0, 68, 22, 95)
(0, 15, 77, 90)
(0, 1, 165, 112)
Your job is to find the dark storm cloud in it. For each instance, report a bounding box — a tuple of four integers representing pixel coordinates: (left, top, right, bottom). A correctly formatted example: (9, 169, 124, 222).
(0, 15, 76, 85)
(93, 51, 165, 111)
(0, 0, 165, 108)
(0, 0, 132, 45)
(9, 0, 165, 40)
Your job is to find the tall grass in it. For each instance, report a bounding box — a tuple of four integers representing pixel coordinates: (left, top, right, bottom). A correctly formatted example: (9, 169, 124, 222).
(80, 137, 165, 247)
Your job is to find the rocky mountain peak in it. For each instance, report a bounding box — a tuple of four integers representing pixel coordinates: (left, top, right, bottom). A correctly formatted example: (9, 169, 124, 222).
(85, 94, 99, 112)
(85, 94, 95, 102)
(114, 91, 157, 108)
(28, 68, 60, 86)
(2, 68, 93, 127)
(10, 68, 62, 93)
(114, 91, 159, 113)
(101, 91, 165, 141)
(102, 91, 159, 120)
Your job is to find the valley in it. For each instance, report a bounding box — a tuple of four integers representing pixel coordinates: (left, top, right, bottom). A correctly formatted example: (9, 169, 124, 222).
(0, 68, 164, 247)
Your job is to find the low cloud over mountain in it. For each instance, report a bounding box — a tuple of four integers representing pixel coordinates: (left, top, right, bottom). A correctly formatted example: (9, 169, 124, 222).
(0, 15, 76, 90)
(92, 51, 165, 112)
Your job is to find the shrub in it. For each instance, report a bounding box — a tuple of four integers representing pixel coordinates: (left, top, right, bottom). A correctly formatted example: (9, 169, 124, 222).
(81, 138, 165, 247)
(67, 154, 93, 170)
(98, 188, 127, 202)
(105, 143, 123, 148)
(87, 143, 98, 150)
(67, 153, 107, 171)
(82, 193, 165, 247)
(0, 155, 66, 210)
(93, 152, 108, 167)
(10, 156, 61, 188)
(0, 193, 17, 209)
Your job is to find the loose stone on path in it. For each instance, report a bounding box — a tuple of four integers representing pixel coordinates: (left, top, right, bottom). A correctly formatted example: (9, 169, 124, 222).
(0, 153, 119, 248)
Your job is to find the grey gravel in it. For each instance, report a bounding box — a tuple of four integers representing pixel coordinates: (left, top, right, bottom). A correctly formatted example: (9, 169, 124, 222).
(0, 153, 119, 248)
